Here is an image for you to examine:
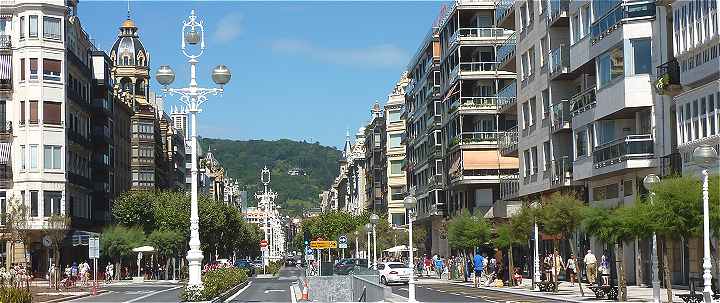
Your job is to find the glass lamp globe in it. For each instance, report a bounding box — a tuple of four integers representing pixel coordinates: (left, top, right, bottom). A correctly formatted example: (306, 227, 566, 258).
(369, 214, 379, 225)
(185, 29, 201, 45)
(212, 65, 232, 86)
(693, 145, 719, 168)
(403, 195, 416, 210)
(643, 174, 660, 191)
(365, 223, 373, 232)
(155, 65, 175, 86)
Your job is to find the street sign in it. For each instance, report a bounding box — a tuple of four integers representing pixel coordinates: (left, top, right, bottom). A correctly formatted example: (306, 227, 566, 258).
(310, 240, 337, 249)
(88, 237, 100, 259)
(306, 248, 313, 255)
(338, 235, 348, 249)
(260, 239, 268, 248)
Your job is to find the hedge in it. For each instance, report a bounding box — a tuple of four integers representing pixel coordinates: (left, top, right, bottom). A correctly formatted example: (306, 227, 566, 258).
(179, 268, 248, 302)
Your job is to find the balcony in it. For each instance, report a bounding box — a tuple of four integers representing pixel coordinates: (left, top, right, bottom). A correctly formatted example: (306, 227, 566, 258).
(550, 156, 572, 188)
(655, 59, 682, 96)
(497, 80, 517, 113)
(449, 97, 498, 115)
(570, 86, 597, 117)
(550, 100, 570, 133)
(494, 0, 515, 28)
(591, 1, 656, 44)
(427, 174, 444, 191)
(497, 31, 517, 69)
(593, 134, 654, 169)
(549, 44, 571, 79)
(93, 98, 112, 116)
(451, 168, 517, 185)
(68, 172, 93, 189)
(499, 125, 518, 156)
(93, 126, 112, 145)
(499, 173, 519, 200)
(0, 51, 10, 91)
(0, 122, 12, 142)
(547, 0, 569, 27)
(459, 62, 498, 73)
(450, 28, 512, 48)
(68, 131, 92, 147)
(0, 34, 9, 50)
(448, 131, 499, 149)
(0, 164, 11, 189)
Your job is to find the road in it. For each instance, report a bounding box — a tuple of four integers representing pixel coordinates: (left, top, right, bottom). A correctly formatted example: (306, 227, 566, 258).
(226, 266, 303, 303)
(69, 281, 182, 303)
(391, 282, 558, 302)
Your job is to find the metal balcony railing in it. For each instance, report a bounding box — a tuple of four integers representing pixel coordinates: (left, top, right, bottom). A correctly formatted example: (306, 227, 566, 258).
(495, 0, 515, 24)
(500, 173, 519, 200)
(0, 122, 12, 141)
(593, 134, 654, 168)
(0, 35, 10, 49)
(497, 31, 517, 65)
(449, 131, 499, 147)
(591, 1, 656, 44)
(548, 0, 569, 25)
(449, 97, 499, 113)
(549, 44, 570, 77)
(499, 125, 518, 154)
(550, 156, 572, 187)
(550, 100, 570, 132)
(655, 59, 681, 95)
(570, 86, 597, 116)
(459, 62, 499, 72)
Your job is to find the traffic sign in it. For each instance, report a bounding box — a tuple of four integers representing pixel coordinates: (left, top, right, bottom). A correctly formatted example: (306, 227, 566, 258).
(310, 240, 337, 249)
(338, 235, 348, 249)
(88, 237, 100, 259)
(306, 248, 313, 255)
(260, 239, 268, 247)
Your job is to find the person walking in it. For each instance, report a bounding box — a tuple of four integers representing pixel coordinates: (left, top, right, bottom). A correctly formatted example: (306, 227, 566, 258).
(566, 254, 577, 286)
(584, 250, 597, 285)
(473, 250, 485, 288)
(424, 255, 432, 277)
(434, 255, 444, 279)
(486, 256, 497, 286)
(600, 253, 610, 286)
(552, 249, 565, 291)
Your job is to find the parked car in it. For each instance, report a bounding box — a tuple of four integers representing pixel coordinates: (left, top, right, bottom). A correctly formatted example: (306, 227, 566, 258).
(377, 262, 412, 285)
(333, 258, 369, 275)
(253, 259, 264, 269)
(234, 259, 255, 276)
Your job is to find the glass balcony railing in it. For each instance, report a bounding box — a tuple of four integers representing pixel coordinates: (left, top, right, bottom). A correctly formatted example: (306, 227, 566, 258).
(497, 31, 517, 65)
(497, 80, 517, 109)
(550, 100, 570, 132)
(591, 1, 656, 44)
(570, 86, 597, 116)
(449, 131, 499, 147)
(499, 125, 518, 154)
(593, 134, 654, 168)
(550, 156, 572, 187)
(549, 44, 570, 77)
(548, 0, 569, 25)
(655, 59, 681, 96)
(494, 0, 515, 24)
(459, 62, 498, 72)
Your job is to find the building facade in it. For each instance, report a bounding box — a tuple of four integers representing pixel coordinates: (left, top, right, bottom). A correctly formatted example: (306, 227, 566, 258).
(385, 73, 410, 226)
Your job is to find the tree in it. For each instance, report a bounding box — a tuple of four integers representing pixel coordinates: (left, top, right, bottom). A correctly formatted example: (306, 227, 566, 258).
(447, 210, 491, 255)
(43, 215, 70, 289)
(113, 191, 157, 233)
(148, 229, 184, 280)
(539, 192, 585, 294)
(4, 199, 28, 269)
(493, 223, 523, 285)
(101, 225, 146, 280)
(644, 175, 720, 302)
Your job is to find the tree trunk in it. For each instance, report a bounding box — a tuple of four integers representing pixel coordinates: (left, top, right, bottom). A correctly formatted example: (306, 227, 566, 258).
(662, 238, 673, 303)
(165, 257, 171, 280)
(635, 238, 644, 287)
(553, 240, 559, 292)
(616, 242, 627, 301)
(568, 239, 584, 296)
(115, 260, 121, 281)
(53, 246, 61, 290)
(508, 245, 514, 286)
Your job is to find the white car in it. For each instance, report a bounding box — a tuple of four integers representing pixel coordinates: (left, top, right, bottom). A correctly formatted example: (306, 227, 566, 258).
(377, 262, 412, 285)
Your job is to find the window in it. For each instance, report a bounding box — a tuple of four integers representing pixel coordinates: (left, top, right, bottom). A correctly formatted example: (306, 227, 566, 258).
(528, 47, 536, 76)
(30, 191, 38, 217)
(391, 213, 405, 226)
(19, 16, 24, 38)
(624, 180, 633, 197)
(19, 101, 24, 123)
(390, 160, 403, 175)
(42, 17, 61, 40)
(576, 129, 588, 158)
(531, 146, 538, 174)
(43, 101, 61, 125)
(29, 145, 38, 169)
(29, 100, 38, 123)
(542, 89, 550, 118)
(630, 39, 651, 74)
(20, 145, 25, 170)
(373, 133, 381, 148)
(529, 97, 537, 126)
(29, 58, 38, 80)
(523, 150, 531, 177)
(571, 14, 580, 43)
(543, 141, 551, 171)
(522, 101, 530, 129)
(43, 191, 62, 217)
(390, 187, 404, 201)
(28, 15, 37, 38)
(582, 6, 590, 39)
(540, 36, 549, 67)
(388, 134, 402, 148)
(43, 59, 61, 81)
(388, 110, 401, 123)
(597, 46, 624, 87)
(43, 145, 61, 169)
(521, 53, 529, 80)
(20, 59, 25, 80)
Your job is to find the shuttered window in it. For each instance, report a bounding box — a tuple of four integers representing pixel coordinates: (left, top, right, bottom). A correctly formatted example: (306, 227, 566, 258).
(43, 101, 61, 125)
(42, 59, 61, 81)
(29, 100, 38, 124)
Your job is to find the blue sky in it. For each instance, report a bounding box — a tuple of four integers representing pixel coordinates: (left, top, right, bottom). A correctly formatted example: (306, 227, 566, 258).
(78, 1, 445, 148)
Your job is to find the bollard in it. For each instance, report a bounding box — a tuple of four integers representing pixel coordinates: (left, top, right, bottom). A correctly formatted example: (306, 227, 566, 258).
(302, 280, 309, 300)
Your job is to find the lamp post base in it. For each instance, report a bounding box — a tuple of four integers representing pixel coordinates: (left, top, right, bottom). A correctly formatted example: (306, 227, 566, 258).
(187, 248, 204, 286)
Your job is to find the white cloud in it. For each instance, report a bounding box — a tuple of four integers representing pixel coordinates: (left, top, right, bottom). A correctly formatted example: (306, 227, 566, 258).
(213, 13, 243, 44)
(270, 38, 409, 68)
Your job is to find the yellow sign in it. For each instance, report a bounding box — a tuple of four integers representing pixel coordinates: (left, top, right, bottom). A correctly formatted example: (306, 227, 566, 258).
(310, 240, 337, 249)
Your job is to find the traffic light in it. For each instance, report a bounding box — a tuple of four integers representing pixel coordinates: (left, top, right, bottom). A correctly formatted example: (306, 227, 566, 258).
(303, 229, 310, 246)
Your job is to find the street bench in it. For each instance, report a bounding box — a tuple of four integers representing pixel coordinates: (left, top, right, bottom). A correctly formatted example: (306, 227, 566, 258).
(537, 281, 555, 292)
(679, 279, 704, 303)
(588, 285, 619, 300)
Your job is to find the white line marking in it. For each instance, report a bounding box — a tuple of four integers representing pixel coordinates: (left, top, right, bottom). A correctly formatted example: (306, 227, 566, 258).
(225, 281, 252, 303)
(122, 286, 181, 303)
(290, 284, 297, 303)
(66, 290, 114, 302)
(263, 289, 286, 294)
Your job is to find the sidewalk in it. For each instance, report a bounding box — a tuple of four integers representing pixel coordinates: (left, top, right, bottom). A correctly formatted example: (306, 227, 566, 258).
(414, 276, 697, 302)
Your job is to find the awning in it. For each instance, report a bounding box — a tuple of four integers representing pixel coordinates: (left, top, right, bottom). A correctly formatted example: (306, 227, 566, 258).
(462, 150, 518, 170)
(0, 54, 11, 80)
(383, 245, 417, 253)
(0, 143, 9, 164)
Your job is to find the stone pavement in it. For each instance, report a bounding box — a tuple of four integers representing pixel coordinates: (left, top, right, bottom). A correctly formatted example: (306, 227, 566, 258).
(413, 276, 698, 302)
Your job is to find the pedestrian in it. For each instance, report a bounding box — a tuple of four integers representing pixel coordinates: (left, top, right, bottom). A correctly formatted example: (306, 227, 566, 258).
(512, 267, 523, 286)
(543, 253, 553, 282)
(600, 253, 610, 286)
(434, 255, 444, 279)
(552, 249, 564, 291)
(424, 255, 432, 277)
(584, 250, 597, 285)
(566, 254, 577, 286)
(105, 263, 114, 283)
(465, 256, 472, 282)
(473, 250, 484, 288)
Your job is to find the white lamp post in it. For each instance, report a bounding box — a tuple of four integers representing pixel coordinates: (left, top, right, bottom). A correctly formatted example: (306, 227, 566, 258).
(155, 10, 231, 288)
(643, 173, 661, 303)
(693, 145, 719, 303)
(370, 214, 380, 268)
(365, 223, 372, 268)
(403, 194, 417, 303)
(531, 201, 541, 289)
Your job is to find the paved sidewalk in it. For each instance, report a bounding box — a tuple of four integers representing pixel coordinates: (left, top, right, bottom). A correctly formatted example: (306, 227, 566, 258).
(413, 276, 697, 302)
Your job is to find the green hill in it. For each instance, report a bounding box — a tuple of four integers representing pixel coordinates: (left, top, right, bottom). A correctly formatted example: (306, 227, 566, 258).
(200, 138, 341, 216)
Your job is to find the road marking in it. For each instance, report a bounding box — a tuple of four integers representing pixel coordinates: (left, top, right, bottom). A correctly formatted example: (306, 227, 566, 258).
(225, 281, 252, 302)
(263, 289, 286, 293)
(289, 284, 297, 303)
(122, 286, 182, 303)
(66, 290, 113, 302)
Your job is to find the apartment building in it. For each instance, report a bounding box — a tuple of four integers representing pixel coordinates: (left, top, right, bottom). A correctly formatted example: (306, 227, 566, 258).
(1, 0, 131, 272)
(385, 74, 410, 226)
(364, 102, 387, 214)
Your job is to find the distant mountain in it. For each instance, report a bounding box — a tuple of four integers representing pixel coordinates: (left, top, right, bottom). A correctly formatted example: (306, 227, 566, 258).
(200, 138, 341, 216)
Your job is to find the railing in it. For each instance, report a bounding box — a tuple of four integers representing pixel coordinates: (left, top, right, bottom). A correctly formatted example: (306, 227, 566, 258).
(548, 0, 569, 25)
(449, 132, 499, 147)
(0, 163, 12, 189)
(659, 152, 682, 177)
(428, 174, 444, 190)
(655, 59, 681, 95)
(68, 172, 93, 189)
(497, 31, 517, 65)
(94, 126, 112, 143)
(550, 156, 572, 187)
(499, 125, 518, 154)
(459, 62, 498, 72)
(499, 173, 519, 200)
(459, 27, 512, 38)
(497, 80, 517, 110)
(550, 100, 570, 132)
(593, 134, 654, 168)
(549, 44, 570, 77)
(68, 131, 92, 146)
(449, 97, 498, 113)
(0, 35, 9, 49)
(405, 79, 417, 95)
(0, 52, 10, 91)
(570, 86, 597, 116)
(495, 0, 515, 24)
(591, 1, 656, 44)
(0, 121, 12, 137)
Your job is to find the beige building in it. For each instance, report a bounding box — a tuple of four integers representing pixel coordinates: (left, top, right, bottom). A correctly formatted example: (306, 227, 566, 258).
(385, 73, 410, 226)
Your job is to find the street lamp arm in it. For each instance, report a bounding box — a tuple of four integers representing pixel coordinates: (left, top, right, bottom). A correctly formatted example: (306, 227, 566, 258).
(161, 87, 224, 110)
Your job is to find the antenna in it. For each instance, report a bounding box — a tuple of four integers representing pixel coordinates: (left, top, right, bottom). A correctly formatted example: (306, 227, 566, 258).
(127, 0, 131, 19)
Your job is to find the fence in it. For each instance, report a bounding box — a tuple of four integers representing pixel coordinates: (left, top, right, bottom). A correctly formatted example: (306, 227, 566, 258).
(351, 275, 388, 302)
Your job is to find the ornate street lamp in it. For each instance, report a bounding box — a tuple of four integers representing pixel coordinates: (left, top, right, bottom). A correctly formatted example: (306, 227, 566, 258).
(693, 145, 719, 303)
(403, 193, 417, 303)
(369, 214, 380, 268)
(365, 223, 373, 268)
(155, 10, 231, 289)
(643, 173, 661, 303)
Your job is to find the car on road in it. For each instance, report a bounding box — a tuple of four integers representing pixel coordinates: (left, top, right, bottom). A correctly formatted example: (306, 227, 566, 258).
(377, 262, 412, 285)
(285, 258, 296, 267)
(253, 259, 264, 269)
(234, 259, 255, 276)
(333, 258, 369, 275)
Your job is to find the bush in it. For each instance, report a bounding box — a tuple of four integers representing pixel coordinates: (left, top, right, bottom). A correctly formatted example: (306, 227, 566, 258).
(0, 287, 32, 303)
(179, 268, 248, 302)
(265, 260, 283, 276)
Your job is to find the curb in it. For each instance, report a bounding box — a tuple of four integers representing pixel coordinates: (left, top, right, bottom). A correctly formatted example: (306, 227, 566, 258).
(210, 280, 250, 303)
(39, 290, 109, 303)
(449, 282, 583, 303)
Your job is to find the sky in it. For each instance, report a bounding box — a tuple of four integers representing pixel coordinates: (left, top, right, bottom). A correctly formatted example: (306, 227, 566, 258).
(78, 1, 446, 148)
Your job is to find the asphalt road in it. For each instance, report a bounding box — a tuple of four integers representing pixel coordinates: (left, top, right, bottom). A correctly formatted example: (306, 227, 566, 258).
(69, 281, 182, 303)
(226, 266, 303, 303)
(391, 282, 559, 302)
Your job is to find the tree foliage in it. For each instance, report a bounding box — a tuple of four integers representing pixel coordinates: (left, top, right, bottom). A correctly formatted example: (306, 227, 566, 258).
(101, 225, 146, 262)
(645, 175, 720, 238)
(539, 192, 585, 237)
(447, 210, 491, 252)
